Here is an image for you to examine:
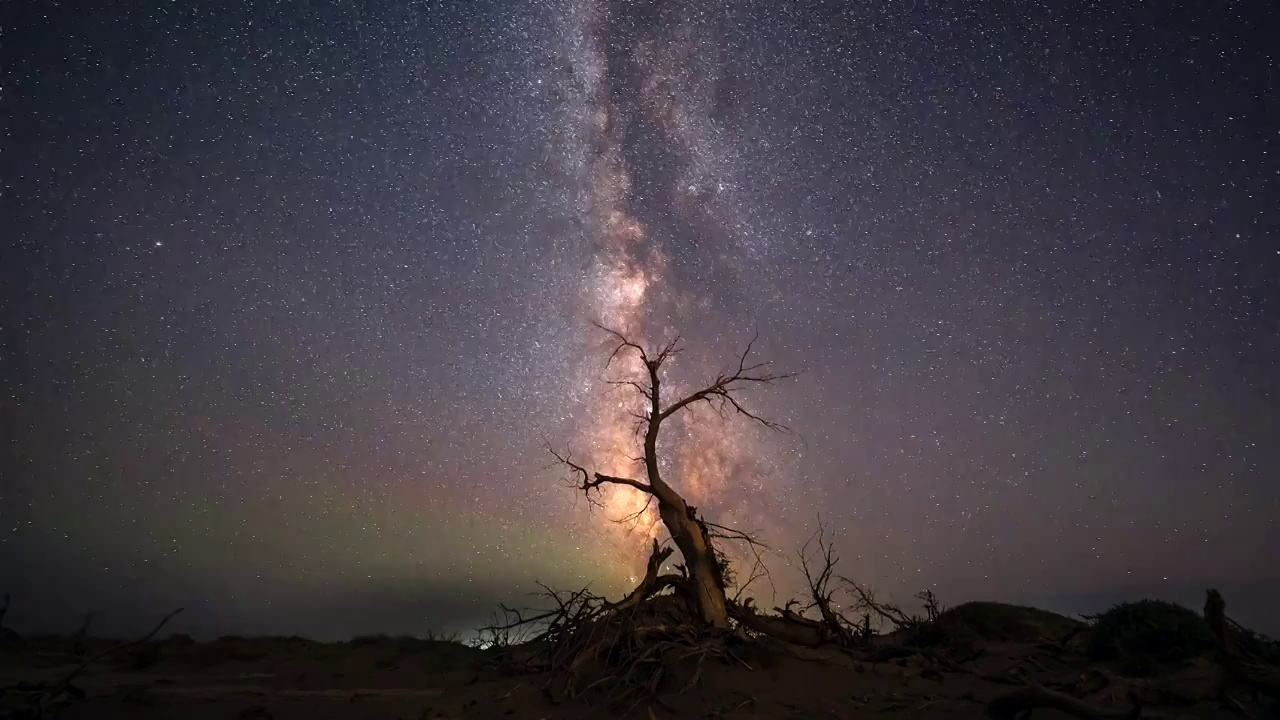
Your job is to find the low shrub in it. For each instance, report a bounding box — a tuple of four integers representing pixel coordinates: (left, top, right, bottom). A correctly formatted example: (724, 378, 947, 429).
(936, 601, 1082, 642)
(1086, 599, 1215, 675)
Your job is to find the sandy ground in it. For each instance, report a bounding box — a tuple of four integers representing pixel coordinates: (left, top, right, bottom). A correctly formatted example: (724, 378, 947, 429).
(0, 621, 1272, 719)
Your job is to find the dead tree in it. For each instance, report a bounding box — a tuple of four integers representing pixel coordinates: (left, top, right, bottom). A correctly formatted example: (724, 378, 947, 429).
(555, 324, 793, 630)
(729, 519, 939, 649)
(1204, 589, 1280, 704)
(915, 589, 943, 623)
(726, 521, 857, 648)
(841, 580, 923, 633)
(0, 593, 19, 648)
(797, 522, 856, 643)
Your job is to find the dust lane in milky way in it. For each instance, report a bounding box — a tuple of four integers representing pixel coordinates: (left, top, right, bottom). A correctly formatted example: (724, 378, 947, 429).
(546, 0, 801, 580)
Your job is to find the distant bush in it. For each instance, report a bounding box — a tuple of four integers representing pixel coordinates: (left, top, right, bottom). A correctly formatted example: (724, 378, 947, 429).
(346, 632, 482, 674)
(348, 633, 464, 650)
(937, 601, 1083, 642)
(1087, 600, 1216, 675)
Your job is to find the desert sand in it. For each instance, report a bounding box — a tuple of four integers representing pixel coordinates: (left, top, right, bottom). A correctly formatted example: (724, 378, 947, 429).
(3, 598, 1277, 719)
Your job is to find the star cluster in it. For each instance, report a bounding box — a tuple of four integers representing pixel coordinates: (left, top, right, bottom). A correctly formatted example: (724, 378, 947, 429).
(2, 0, 1277, 639)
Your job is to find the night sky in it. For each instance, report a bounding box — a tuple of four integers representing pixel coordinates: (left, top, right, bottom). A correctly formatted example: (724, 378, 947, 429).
(3, 0, 1278, 641)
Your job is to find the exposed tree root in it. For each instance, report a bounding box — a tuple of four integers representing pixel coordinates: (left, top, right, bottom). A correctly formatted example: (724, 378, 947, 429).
(480, 541, 747, 710)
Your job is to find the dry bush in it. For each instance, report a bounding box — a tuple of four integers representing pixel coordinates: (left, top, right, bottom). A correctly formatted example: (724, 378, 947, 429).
(938, 601, 1084, 643)
(1087, 600, 1216, 676)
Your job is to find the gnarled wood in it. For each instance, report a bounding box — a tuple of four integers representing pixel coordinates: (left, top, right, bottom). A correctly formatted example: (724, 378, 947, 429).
(606, 539, 682, 614)
(555, 324, 793, 630)
(1205, 589, 1280, 700)
(728, 600, 825, 648)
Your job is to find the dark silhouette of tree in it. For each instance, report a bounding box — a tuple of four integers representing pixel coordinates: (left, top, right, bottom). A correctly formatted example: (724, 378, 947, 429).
(553, 323, 792, 629)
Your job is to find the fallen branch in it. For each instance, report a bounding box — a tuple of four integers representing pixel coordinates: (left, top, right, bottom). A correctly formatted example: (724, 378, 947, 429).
(1221, 693, 1254, 719)
(728, 599, 824, 648)
(988, 684, 1157, 720)
(839, 579, 923, 632)
(56, 608, 184, 695)
(2, 607, 183, 718)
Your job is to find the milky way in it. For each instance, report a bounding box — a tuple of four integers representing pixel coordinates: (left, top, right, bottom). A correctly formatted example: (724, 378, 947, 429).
(2, 0, 1277, 640)
(545, 0, 799, 576)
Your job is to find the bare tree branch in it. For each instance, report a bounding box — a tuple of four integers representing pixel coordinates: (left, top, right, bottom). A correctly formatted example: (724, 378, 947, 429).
(795, 519, 856, 644)
(606, 379, 651, 400)
(658, 331, 794, 430)
(731, 555, 770, 604)
(58, 608, 184, 692)
(605, 539, 684, 613)
(548, 445, 653, 498)
(613, 494, 658, 527)
(702, 521, 771, 553)
(652, 334, 682, 367)
(839, 578, 922, 632)
(3, 607, 186, 716)
(703, 521, 778, 602)
(593, 320, 651, 369)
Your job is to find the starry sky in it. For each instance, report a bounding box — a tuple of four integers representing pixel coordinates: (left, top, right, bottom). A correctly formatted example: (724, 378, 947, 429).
(2, 0, 1278, 641)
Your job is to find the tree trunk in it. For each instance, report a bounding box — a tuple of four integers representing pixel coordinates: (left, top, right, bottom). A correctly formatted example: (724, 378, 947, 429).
(643, 367, 732, 630)
(658, 500, 730, 628)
